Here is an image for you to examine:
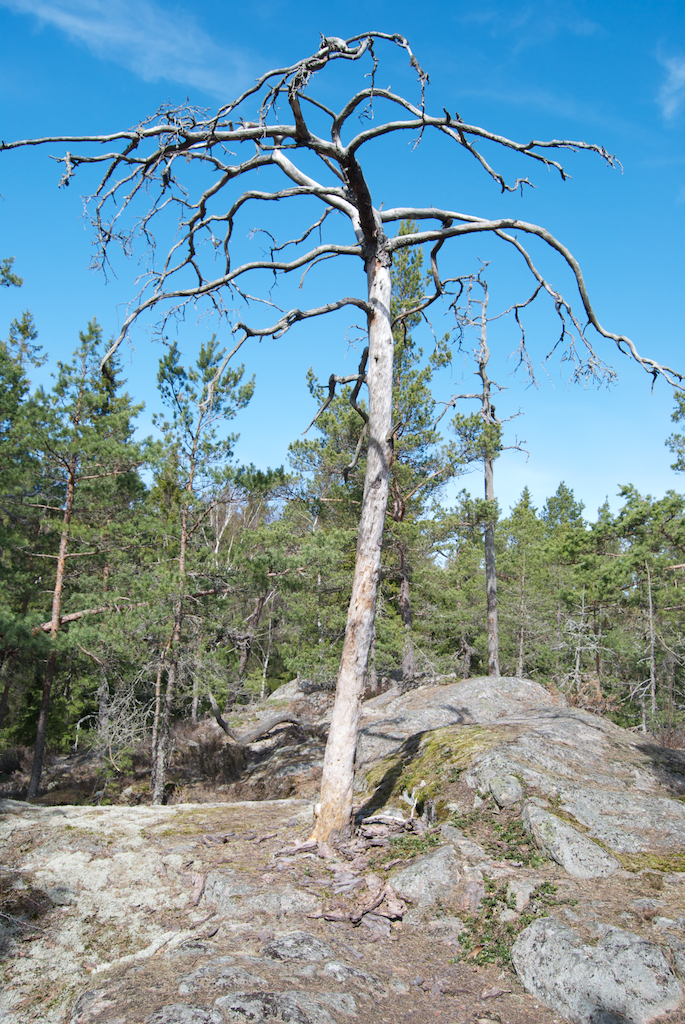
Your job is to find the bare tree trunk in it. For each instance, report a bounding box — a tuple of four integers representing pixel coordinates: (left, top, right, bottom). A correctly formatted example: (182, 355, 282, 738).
(0, 652, 16, 731)
(239, 594, 266, 678)
(398, 541, 416, 680)
(150, 487, 189, 798)
(484, 455, 499, 678)
(574, 586, 586, 691)
(152, 661, 176, 804)
(312, 256, 393, 844)
(476, 292, 500, 679)
(366, 623, 378, 696)
(151, 602, 182, 804)
(646, 561, 657, 718)
(97, 672, 110, 737)
(593, 601, 602, 681)
(191, 638, 201, 725)
(27, 454, 77, 799)
(261, 604, 274, 700)
(516, 551, 526, 678)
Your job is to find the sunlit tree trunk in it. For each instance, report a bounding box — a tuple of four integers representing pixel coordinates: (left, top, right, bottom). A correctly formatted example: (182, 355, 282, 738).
(27, 454, 76, 799)
(312, 254, 393, 844)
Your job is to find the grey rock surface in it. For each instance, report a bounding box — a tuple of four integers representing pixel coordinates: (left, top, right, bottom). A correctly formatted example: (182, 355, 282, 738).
(522, 801, 620, 879)
(177, 958, 267, 995)
(215, 991, 354, 1024)
(357, 676, 560, 769)
(145, 1007, 223, 1024)
(511, 917, 684, 1024)
(390, 844, 461, 906)
(204, 869, 254, 910)
(262, 931, 336, 962)
(356, 675, 685, 857)
(245, 884, 319, 916)
(489, 773, 523, 807)
(322, 961, 380, 991)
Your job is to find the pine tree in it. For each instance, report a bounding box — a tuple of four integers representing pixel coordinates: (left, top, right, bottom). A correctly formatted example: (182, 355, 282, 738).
(25, 321, 145, 797)
(149, 336, 253, 803)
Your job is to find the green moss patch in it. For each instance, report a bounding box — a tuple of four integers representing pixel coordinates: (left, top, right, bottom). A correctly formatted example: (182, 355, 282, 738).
(361, 724, 517, 813)
(619, 851, 685, 874)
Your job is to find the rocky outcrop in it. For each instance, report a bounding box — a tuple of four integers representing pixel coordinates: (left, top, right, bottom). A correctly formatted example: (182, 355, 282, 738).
(390, 845, 461, 906)
(6, 675, 685, 1024)
(522, 801, 620, 879)
(358, 676, 685, 858)
(511, 917, 684, 1024)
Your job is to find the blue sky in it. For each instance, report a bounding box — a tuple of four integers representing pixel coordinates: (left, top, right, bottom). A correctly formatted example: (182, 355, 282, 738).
(1, 0, 684, 520)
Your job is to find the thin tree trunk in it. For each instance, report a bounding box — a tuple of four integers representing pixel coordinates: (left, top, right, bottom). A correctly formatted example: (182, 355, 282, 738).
(646, 561, 657, 718)
(152, 661, 176, 804)
(151, 600, 183, 804)
(239, 594, 266, 678)
(260, 606, 273, 700)
(0, 652, 16, 731)
(191, 638, 201, 725)
(484, 460, 499, 678)
(516, 550, 526, 677)
(312, 255, 393, 845)
(97, 672, 110, 737)
(593, 601, 602, 681)
(366, 623, 378, 696)
(27, 454, 77, 799)
(574, 585, 585, 692)
(151, 483, 191, 803)
(474, 288, 499, 678)
(398, 541, 416, 679)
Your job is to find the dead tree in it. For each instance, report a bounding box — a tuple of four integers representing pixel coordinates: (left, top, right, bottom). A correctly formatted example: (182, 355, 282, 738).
(3, 32, 680, 843)
(438, 270, 530, 678)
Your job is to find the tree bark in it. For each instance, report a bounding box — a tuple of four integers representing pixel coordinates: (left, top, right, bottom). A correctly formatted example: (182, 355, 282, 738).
(27, 453, 77, 799)
(646, 561, 657, 718)
(516, 550, 526, 677)
(484, 456, 500, 678)
(238, 594, 265, 678)
(152, 660, 176, 804)
(398, 541, 416, 679)
(151, 458, 192, 803)
(97, 672, 110, 737)
(312, 252, 393, 844)
(0, 652, 16, 732)
(478, 307, 500, 679)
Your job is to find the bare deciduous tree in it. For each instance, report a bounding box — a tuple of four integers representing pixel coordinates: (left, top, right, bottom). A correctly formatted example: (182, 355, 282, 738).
(3, 32, 679, 842)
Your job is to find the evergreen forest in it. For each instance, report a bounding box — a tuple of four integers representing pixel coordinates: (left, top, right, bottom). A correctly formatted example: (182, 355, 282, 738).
(3, 247, 685, 799)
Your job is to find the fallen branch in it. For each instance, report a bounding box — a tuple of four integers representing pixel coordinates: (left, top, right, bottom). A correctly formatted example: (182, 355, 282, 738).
(207, 690, 308, 745)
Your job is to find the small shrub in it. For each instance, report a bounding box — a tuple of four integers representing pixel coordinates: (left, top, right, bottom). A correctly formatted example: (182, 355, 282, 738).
(455, 880, 566, 967)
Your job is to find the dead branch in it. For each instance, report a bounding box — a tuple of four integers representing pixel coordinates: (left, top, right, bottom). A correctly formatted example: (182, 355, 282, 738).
(207, 690, 309, 746)
(2, 32, 669, 390)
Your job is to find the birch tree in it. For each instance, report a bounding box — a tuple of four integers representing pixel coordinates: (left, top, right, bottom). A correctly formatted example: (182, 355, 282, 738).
(3, 32, 680, 841)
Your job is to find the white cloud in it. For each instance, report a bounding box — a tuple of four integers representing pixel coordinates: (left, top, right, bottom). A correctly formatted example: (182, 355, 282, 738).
(454, 2, 600, 49)
(0, 0, 253, 98)
(658, 55, 685, 121)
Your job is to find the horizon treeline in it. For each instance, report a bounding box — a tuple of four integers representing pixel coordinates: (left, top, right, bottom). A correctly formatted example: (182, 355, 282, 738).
(3, 253, 685, 783)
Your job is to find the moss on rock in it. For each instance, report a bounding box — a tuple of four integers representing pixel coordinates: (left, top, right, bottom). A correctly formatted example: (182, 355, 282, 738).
(359, 724, 517, 813)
